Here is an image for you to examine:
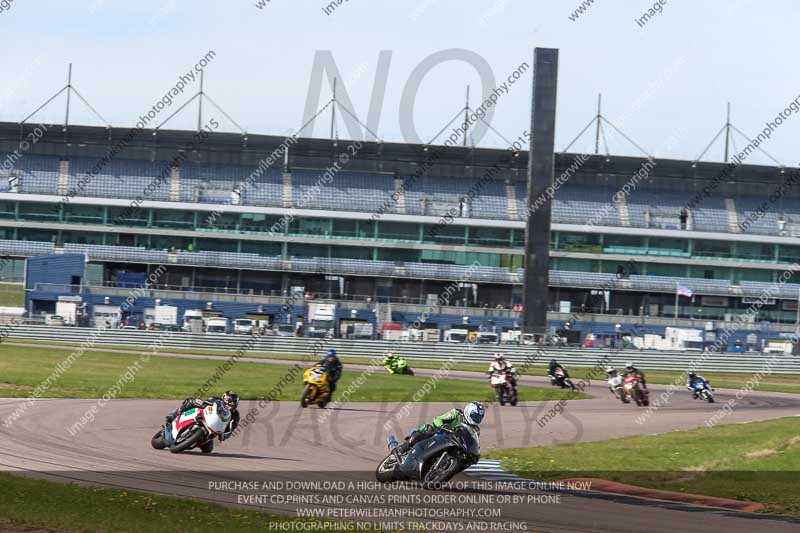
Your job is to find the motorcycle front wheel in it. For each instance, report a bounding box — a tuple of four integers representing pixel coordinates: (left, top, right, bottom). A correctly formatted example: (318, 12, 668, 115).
(300, 385, 316, 408)
(422, 452, 462, 488)
(151, 430, 166, 450)
(495, 387, 505, 406)
(376, 453, 400, 483)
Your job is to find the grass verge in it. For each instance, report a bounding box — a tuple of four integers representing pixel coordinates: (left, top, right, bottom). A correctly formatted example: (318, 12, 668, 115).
(0, 472, 344, 533)
(8, 338, 800, 394)
(486, 417, 800, 516)
(0, 282, 23, 307)
(0, 344, 583, 402)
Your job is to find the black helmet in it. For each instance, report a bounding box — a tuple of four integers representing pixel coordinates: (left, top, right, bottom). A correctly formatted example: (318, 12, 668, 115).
(222, 390, 239, 410)
(688, 371, 696, 379)
(549, 359, 557, 366)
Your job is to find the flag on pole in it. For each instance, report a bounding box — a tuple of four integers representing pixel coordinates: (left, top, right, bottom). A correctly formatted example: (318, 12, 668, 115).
(676, 282, 693, 298)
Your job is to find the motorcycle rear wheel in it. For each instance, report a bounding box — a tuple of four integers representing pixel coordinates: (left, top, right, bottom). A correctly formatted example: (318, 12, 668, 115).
(316, 387, 331, 408)
(631, 389, 642, 406)
(404, 368, 414, 376)
(169, 427, 206, 453)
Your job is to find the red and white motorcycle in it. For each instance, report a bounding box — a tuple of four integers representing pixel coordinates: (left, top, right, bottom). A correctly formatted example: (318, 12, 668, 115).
(151, 399, 231, 454)
(491, 372, 518, 406)
(623, 375, 650, 407)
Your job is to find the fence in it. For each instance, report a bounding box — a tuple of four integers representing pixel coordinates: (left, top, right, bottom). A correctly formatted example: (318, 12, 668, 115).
(5, 325, 800, 374)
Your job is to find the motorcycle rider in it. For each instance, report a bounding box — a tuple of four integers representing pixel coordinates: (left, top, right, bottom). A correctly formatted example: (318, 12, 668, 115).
(622, 362, 648, 390)
(547, 359, 569, 382)
(383, 351, 400, 372)
(605, 365, 621, 392)
(686, 371, 713, 399)
(488, 353, 517, 387)
(394, 401, 485, 455)
(319, 348, 343, 395)
(164, 390, 241, 451)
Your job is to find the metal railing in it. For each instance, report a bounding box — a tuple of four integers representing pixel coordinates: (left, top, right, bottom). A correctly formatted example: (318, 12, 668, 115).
(4, 325, 800, 374)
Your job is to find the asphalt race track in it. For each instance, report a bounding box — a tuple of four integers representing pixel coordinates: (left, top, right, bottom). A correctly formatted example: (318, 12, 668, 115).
(1, 378, 799, 532)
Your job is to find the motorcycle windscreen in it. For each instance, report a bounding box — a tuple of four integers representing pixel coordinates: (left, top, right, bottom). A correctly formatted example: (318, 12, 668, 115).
(454, 425, 480, 457)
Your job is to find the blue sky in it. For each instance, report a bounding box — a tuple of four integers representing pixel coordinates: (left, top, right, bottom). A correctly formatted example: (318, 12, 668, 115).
(2, 0, 799, 165)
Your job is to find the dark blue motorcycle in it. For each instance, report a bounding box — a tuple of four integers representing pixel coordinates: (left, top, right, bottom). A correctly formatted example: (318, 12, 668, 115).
(376, 425, 480, 487)
(691, 380, 715, 403)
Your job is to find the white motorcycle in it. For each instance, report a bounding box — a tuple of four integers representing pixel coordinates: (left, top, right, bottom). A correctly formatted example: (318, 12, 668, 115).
(151, 399, 231, 454)
(491, 372, 518, 406)
(608, 374, 629, 403)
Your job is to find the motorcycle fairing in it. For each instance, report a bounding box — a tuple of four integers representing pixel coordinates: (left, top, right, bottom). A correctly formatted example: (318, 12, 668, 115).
(398, 430, 459, 479)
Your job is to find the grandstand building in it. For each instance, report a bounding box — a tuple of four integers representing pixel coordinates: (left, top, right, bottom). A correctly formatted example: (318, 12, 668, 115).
(3, 121, 800, 342)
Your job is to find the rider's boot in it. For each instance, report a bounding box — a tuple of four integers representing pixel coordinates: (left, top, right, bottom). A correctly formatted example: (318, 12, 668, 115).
(164, 409, 178, 425)
(395, 439, 411, 455)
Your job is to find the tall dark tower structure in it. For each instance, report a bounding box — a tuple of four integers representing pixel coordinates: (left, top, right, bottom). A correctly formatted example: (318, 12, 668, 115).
(522, 47, 559, 339)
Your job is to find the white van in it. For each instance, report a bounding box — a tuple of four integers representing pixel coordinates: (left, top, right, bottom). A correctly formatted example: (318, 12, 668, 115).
(206, 317, 231, 334)
(234, 319, 254, 335)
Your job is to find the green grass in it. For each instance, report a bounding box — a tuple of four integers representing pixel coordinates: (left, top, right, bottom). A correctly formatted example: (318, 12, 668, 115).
(486, 417, 800, 516)
(0, 472, 348, 533)
(7, 337, 800, 393)
(6, 337, 494, 372)
(0, 344, 582, 402)
(0, 282, 23, 306)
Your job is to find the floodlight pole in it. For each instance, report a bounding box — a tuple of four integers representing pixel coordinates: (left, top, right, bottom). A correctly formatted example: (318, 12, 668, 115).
(330, 77, 337, 140)
(197, 70, 204, 132)
(65, 64, 73, 128)
(723, 102, 731, 163)
(463, 85, 470, 147)
(594, 93, 601, 154)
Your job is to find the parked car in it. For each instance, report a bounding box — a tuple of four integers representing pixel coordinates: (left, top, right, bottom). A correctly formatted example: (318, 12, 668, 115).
(234, 319, 254, 335)
(45, 315, 66, 326)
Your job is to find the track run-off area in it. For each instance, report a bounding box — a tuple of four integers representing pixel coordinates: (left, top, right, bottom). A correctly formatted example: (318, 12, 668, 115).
(1, 351, 799, 533)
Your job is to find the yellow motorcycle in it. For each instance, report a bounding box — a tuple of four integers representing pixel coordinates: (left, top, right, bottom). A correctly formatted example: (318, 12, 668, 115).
(300, 364, 332, 408)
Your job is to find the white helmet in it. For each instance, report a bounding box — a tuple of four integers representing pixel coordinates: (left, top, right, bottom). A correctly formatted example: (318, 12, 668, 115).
(463, 402, 485, 426)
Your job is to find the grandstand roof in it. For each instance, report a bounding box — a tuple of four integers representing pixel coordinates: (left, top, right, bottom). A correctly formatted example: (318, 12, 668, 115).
(0, 121, 794, 186)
